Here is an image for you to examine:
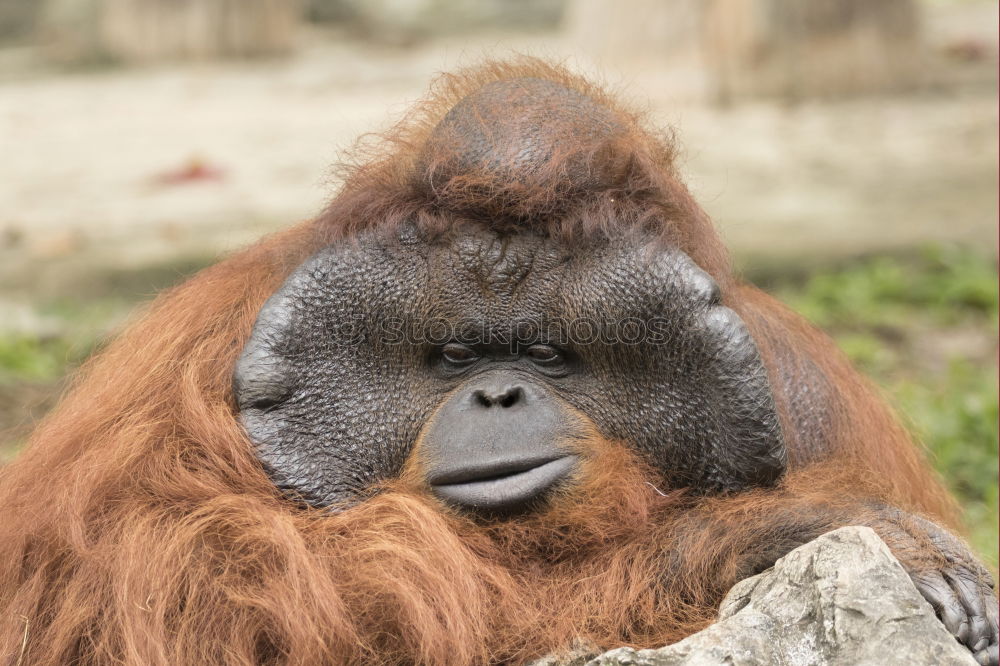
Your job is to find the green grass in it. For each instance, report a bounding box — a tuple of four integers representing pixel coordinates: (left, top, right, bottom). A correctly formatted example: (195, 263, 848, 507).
(775, 245, 997, 329)
(0, 336, 80, 383)
(1, 244, 997, 566)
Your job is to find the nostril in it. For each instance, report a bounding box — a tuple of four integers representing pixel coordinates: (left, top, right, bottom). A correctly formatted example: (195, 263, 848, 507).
(498, 386, 523, 408)
(473, 390, 493, 408)
(471, 385, 525, 409)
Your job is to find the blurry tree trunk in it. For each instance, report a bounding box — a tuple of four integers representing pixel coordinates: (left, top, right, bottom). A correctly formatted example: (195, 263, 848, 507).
(0, 0, 42, 43)
(41, 0, 303, 64)
(562, 0, 706, 99)
(704, 0, 923, 103)
(563, 0, 924, 103)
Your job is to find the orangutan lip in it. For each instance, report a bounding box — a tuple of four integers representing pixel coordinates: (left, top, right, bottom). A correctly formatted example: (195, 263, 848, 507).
(428, 454, 565, 485)
(430, 455, 579, 513)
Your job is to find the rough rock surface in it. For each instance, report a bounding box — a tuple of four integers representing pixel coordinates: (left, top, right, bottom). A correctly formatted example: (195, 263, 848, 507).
(540, 526, 976, 666)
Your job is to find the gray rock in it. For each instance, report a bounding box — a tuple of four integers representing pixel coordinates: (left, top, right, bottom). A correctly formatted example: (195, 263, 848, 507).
(548, 527, 975, 666)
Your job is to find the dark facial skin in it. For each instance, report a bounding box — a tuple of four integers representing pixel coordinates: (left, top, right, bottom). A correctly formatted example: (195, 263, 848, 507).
(234, 226, 785, 511)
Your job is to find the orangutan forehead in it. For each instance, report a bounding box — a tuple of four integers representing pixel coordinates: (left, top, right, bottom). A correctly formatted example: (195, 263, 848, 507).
(294, 226, 708, 325)
(420, 78, 624, 184)
(414, 77, 633, 220)
(436, 229, 568, 287)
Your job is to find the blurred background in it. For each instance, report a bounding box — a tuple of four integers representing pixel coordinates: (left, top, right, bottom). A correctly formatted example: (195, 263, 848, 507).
(0, 0, 996, 566)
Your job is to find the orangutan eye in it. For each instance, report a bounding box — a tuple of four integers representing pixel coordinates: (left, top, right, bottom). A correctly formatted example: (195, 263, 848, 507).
(441, 343, 479, 367)
(524, 344, 563, 366)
